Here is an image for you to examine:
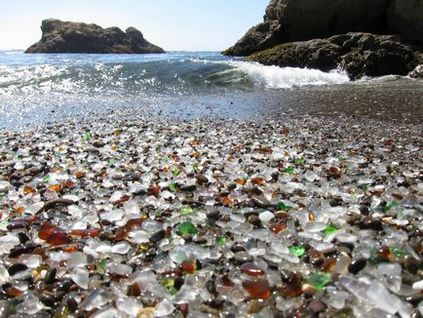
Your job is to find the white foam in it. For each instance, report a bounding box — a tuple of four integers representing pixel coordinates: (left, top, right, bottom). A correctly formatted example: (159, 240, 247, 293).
(227, 61, 349, 89)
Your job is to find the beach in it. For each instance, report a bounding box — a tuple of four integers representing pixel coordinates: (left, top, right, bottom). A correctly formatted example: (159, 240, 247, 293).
(1, 0, 423, 315)
(0, 110, 422, 317)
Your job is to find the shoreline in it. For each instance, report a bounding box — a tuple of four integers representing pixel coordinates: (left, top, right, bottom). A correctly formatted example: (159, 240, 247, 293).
(0, 114, 422, 316)
(2, 77, 423, 132)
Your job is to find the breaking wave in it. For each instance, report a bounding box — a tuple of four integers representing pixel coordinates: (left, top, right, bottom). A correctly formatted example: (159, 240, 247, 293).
(0, 51, 349, 97)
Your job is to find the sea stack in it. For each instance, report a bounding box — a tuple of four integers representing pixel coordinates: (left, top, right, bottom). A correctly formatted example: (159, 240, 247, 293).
(25, 19, 165, 54)
(225, 0, 423, 79)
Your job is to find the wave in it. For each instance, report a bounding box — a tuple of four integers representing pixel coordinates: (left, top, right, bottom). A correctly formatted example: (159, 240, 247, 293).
(224, 61, 349, 89)
(0, 52, 351, 96)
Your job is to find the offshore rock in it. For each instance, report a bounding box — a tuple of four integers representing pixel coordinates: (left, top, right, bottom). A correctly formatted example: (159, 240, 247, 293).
(25, 19, 164, 54)
(249, 33, 418, 80)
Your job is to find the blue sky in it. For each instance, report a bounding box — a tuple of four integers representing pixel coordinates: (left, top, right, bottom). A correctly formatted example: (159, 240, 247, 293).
(0, 0, 269, 51)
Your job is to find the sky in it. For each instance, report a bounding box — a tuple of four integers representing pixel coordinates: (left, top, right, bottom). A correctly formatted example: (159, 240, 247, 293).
(0, 0, 269, 51)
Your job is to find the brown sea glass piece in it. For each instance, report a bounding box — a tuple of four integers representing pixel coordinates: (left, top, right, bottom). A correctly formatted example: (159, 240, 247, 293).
(242, 279, 271, 300)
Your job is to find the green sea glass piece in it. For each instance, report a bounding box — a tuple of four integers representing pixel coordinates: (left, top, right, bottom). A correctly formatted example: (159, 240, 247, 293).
(169, 182, 177, 192)
(323, 224, 338, 236)
(172, 167, 181, 176)
(278, 201, 293, 211)
(294, 158, 305, 165)
(83, 131, 92, 141)
(308, 272, 331, 290)
(177, 222, 198, 236)
(289, 245, 305, 257)
(97, 259, 106, 273)
(216, 235, 227, 246)
(284, 166, 295, 174)
(180, 205, 194, 215)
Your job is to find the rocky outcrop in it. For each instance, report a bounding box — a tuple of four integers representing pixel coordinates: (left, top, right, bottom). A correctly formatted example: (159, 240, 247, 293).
(225, 0, 423, 57)
(249, 33, 418, 80)
(225, 0, 391, 56)
(225, 0, 423, 79)
(409, 64, 423, 79)
(25, 19, 164, 54)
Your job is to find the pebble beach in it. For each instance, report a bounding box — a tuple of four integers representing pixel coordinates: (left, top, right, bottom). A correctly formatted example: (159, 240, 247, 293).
(0, 113, 422, 317)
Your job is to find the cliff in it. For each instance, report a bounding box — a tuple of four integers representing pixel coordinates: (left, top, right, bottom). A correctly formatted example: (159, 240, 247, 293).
(225, 0, 423, 56)
(225, 0, 423, 79)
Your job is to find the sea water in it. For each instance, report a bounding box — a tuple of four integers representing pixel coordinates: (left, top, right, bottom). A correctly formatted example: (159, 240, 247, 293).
(0, 51, 422, 129)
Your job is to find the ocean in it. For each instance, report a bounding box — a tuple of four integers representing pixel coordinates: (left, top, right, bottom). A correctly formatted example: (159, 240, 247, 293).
(1, 51, 422, 130)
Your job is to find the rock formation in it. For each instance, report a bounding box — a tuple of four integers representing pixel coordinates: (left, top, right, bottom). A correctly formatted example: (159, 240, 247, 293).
(225, 0, 423, 79)
(225, 0, 391, 56)
(26, 19, 164, 54)
(249, 33, 418, 80)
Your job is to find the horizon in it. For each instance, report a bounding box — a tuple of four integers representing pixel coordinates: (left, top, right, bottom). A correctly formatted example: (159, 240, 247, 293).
(0, 0, 268, 51)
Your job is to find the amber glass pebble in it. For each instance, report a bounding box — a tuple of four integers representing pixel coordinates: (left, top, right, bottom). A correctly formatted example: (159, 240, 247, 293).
(48, 184, 62, 192)
(321, 258, 337, 273)
(46, 231, 71, 246)
(269, 223, 287, 234)
(38, 222, 58, 240)
(234, 178, 247, 186)
(23, 185, 36, 195)
(251, 177, 266, 185)
(70, 228, 101, 238)
(74, 170, 86, 179)
(242, 279, 272, 300)
(180, 261, 197, 274)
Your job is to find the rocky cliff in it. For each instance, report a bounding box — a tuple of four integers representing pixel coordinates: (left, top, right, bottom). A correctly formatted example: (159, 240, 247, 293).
(225, 0, 422, 79)
(25, 19, 165, 54)
(226, 0, 391, 56)
(226, 0, 423, 56)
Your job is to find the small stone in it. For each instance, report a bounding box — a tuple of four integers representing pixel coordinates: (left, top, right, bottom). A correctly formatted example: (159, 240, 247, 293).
(412, 280, 423, 290)
(112, 241, 131, 254)
(234, 251, 253, 263)
(360, 217, 383, 230)
(71, 267, 89, 289)
(366, 281, 403, 315)
(348, 258, 367, 274)
(44, 267, 57, 284)
(92, 140, 106, 148)
(8, 263, 28, 276)
(259, 211, 274, 224)
(0, 181, 11, 193)
(155, 298, 175, 317)
(195, 174, 209, 185)
(307, 300, 326, 314)
(137, 307, 155, 318)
